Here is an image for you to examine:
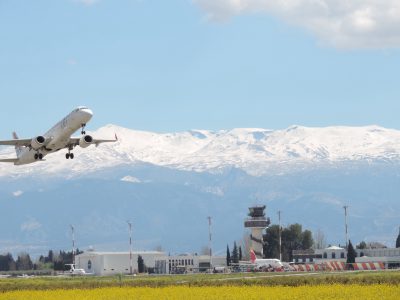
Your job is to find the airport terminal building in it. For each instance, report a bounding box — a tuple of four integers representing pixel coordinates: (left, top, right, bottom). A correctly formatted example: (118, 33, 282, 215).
(75, 251, 226, 276)
(293, 246, 400, 268)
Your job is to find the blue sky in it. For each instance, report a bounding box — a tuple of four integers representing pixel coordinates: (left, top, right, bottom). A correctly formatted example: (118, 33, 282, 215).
(1, 0, 400, 136)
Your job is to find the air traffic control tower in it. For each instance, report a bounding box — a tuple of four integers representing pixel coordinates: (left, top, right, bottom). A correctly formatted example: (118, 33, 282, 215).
(244, 205, 270, 259)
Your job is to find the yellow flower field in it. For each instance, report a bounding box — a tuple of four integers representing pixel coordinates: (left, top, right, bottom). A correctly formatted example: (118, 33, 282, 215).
(0, 284, 399, 300)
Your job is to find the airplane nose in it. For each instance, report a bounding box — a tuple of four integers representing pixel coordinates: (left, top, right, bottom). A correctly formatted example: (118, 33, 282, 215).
(80, 108, 93, 122)
(82, 108, 93, 116)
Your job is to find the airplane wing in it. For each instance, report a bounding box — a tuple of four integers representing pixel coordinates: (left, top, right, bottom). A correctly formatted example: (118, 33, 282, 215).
(0, 158, 19, 163)
(0, 139, 32, 147)
(69, 134, 118, 147)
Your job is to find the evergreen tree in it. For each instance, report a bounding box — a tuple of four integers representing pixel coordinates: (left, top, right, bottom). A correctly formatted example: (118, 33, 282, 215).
(301, 230, 314, 250)
(346, 240, 357, 265)
(0, 253, 14, 271)
(239, 246, 242, 261)
(0, 254, 8, 271)
(16, 253, 33, 270)
(8, 256, 16, 271)
(263, 225, 280, 259)
(232, 241, 239, 264)
(356, 241, 367, 249)
(53, 260, 64, 271)
(137, 255, 145, 273)
(46, 250, 54, 263)
(226, 245, 231, 266)
(282, 224, 304, 261)
(396, 228, 400, 248)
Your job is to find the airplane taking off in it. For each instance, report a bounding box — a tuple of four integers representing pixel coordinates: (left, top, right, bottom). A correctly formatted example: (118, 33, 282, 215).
(0, 106, 117, 165)
(250, 249, 283, 270)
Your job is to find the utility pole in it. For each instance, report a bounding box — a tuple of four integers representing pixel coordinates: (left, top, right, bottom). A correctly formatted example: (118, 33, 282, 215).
(343, 206, 349, 249)
(278, 211, 282, 261)
(70, 225, 75, 266)
(207, 216, 212, 272)
(127, 221, 133, 275)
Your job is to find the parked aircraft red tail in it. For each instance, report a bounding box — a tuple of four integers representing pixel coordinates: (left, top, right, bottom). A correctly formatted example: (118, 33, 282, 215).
(250, 249, 257, 263)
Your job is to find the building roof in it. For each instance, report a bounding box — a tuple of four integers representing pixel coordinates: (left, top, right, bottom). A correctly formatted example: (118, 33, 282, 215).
(77, 251, 165, 256)
(325, 246, 344, 250)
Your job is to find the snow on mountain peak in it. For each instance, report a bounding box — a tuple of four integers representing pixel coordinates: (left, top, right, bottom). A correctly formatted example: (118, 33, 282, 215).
(1, 124, 400, 178)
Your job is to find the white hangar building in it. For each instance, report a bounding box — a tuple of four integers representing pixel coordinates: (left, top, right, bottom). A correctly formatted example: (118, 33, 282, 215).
(75, 251, 165, 276)
(75, 251, 226, 276)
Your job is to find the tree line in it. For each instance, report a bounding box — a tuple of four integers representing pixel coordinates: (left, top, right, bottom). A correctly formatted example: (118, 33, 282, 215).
(0, 249, 82, 272)
(263, 223, 313, 261)
(226, 241, 243, 266)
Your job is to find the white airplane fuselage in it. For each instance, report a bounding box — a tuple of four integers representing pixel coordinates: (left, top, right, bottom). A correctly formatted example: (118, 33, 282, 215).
(253, 258, 283, 270)
(15, 108, 93, 165)
(249, 249, 283, 270)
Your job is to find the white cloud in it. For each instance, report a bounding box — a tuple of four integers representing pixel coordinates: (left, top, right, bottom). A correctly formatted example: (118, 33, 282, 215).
(21, 218, 42, 232)
(121, 175, 141, 183)
(194, 0, 400, 49)
(74, 0, 99, 6)
(13, 190, 23, 197)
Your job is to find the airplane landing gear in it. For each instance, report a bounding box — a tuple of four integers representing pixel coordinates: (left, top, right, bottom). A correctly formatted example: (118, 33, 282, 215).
(66, 147, 74, 159)
(81, 124, 86, 135)
(34, 153, 43, 160)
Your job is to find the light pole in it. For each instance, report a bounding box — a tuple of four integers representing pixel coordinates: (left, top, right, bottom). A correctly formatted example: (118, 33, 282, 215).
(278, 211, 282, 261)
(343, 206, 349, 249)
(207, 216, 212, 272)
(127, 221, 133, 275)
(70, 225, 75, 266)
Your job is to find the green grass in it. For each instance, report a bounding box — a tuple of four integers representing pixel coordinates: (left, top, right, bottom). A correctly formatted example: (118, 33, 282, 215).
(0, 271, 399, 292)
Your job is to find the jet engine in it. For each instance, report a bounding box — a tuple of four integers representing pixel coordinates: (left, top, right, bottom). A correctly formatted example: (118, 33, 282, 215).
(31, 136, 46, 150)
(79, 135, 93, 148)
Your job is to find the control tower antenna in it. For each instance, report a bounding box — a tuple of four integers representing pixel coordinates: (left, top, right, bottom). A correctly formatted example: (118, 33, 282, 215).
(207, 216, 212, 271)
(127, 220, 133, 275)
(343, 206, 349, 249)
(278, 211, 282, 261)
(70, 225, 75, 266)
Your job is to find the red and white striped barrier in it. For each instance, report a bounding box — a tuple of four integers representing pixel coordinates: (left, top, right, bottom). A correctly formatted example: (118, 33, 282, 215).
(351, 262, 385, 271)
(292, 261, 385, 272)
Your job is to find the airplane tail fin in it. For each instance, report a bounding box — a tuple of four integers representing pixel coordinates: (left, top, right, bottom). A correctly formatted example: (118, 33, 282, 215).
(250, 249, 257, 263)
(13, 132, 23, 157)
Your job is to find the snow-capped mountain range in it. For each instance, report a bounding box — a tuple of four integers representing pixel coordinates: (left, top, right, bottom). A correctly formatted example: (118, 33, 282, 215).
(1, 124, 400, 254)
(1, 124, 400, 178)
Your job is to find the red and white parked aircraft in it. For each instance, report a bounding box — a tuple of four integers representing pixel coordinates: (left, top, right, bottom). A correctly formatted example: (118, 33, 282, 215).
(250, 249, 284, 270)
